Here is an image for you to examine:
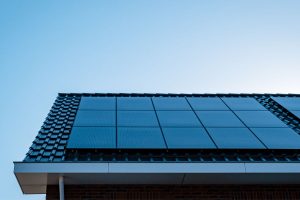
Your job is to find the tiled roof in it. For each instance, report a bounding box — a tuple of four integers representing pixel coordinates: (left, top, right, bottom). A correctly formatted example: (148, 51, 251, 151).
(24, 93, 300, 162)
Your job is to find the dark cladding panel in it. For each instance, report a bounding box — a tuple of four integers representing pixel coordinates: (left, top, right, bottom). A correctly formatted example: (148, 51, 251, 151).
(117, 111, 159, 127)
(118, 127, 166, 149)
(67, 127, 116, 149)
(152, 97, 191, 110)
(157, 111, 202, 127)
(117, 97, 154, 110)
(272, 97, 300, 110)
(235, 111, 288, 128)
(251, 128, 300, 149)
(79, 97, 116, 110)
(162, 128, 216, 149)
(206, 128, 265, 149)
(187, 97, 229, 110)
(195, 111, 245, 127)
(221, 97, 266, 111)
(73, 110, 116, 126)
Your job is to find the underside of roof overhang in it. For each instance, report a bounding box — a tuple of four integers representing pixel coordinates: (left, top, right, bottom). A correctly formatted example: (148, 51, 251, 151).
(14, 162, 300, 194)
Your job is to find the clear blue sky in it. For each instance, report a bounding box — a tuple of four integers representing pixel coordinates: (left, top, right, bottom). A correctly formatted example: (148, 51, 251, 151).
(0, 0, 300, 199)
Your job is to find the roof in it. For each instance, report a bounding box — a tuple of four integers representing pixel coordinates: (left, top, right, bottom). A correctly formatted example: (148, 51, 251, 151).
(14, 93, 300, 194)
(23, 93, 300, 163)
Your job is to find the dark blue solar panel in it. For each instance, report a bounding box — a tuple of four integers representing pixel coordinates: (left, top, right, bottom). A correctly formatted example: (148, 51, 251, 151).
(187, 97, 229, 110)
(79, 97, 115, 110)
(235, 111, 287, 127)
(73, 110, 116, 126)
(118, 127, 166, 149)
(117, 111, 159, 126)
(67, 127, 116, 149)
(195, 111, 245, 127)
(272, 97, 300, 110)
(152, 97, 191, 110)
(221, 97, 266, 110)
(206, 128, 265, 149)
(117, 97, 154, 110)
(157, 111, 202, 127)
(162, 128, 216, 149)
(251, 128, 300, 149)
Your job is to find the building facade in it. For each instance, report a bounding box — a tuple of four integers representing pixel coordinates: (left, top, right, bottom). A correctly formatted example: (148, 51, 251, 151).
(14, 93, 300, 199)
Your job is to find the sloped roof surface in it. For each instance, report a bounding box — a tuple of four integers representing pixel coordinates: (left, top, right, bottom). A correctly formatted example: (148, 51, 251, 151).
(24, 93, 300, 162)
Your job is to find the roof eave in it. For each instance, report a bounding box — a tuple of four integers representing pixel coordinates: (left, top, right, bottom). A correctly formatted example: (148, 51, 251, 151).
(14, 161, 300, 194)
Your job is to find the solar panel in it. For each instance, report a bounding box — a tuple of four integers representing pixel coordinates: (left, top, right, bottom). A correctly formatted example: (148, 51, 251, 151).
(67, 95, 298, 151)
(291, 110, 300, 119)
(117, 111, 159, 126)
(157, 111, 202, 127)
(73, 110, 116, 126)
(79, 97, 116, 110)
(67, 127, 116, 148)
(272, 97, 300, 110)
(206, 128, 265, 149)
(250, 128, 300, 149)
(235, 111, 287, 127)
(195, 111, 245, 127)
(152, 97, 191, 110)
(187, 97, 229, 110)
(162, 128, 216, 149)
(117, 97, 154, 110)
(118, 127, 166, 149)
(221, 97, 266, 110)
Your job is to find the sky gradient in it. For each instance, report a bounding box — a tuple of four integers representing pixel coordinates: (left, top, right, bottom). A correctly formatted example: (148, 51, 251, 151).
(1, 1, 300, 199)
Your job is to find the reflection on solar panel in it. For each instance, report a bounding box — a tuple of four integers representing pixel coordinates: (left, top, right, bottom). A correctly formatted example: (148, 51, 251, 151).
(66, 95, 300, 150)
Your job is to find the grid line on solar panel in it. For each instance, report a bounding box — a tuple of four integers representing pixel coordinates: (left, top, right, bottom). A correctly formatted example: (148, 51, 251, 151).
(150, 97, 168, 148)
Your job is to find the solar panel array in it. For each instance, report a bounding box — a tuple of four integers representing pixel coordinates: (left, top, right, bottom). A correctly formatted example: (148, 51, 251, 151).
(67, 96, 300, 150)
